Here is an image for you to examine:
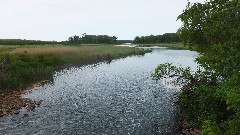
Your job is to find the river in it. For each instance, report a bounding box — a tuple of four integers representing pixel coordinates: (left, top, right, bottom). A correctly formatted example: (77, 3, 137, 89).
(0, 48, 198, 135)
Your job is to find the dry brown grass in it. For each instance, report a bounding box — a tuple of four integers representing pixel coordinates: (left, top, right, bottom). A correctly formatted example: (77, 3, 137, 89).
(10, 47, 101, 56)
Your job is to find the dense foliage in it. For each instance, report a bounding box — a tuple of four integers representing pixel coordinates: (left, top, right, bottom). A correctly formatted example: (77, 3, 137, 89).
(153, 0, 240, 134)
(68, 34, 118, 44)
(133, 33, 180, 44)
(0, 39, 60, 45)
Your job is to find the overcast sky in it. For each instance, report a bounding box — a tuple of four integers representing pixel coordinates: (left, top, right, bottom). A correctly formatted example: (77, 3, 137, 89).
(0, 0, 204, 41)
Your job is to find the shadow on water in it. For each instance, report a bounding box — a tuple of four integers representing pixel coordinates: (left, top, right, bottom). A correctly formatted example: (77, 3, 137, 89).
(0, 48, 198, 135)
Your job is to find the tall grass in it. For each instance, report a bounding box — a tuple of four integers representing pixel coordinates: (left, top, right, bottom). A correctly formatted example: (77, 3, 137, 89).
(0, 45, 149, 94)
(11, 47, 100, 56)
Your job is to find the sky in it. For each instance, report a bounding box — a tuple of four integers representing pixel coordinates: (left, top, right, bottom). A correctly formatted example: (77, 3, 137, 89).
(0, 0, 204, 41)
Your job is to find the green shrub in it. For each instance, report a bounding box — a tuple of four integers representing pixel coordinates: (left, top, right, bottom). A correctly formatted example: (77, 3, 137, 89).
(152, 63, 239, 134)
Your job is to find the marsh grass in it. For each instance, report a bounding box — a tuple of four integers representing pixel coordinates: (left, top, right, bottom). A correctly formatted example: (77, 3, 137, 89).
(0, 45, 149, 94)
(0, 46, 16, 54)
(11, 47, 100, 56)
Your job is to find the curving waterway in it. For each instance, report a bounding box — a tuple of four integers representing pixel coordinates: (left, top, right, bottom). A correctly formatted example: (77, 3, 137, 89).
(0, 48, 198, 135)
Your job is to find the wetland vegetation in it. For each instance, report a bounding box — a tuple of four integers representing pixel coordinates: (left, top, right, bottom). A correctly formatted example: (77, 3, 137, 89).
(0, 45, 149, 94)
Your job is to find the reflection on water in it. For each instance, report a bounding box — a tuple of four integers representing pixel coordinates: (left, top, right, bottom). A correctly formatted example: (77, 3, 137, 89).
(0, 49, 198, 135)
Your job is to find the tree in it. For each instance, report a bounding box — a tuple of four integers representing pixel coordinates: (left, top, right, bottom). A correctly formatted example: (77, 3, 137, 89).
(153, 0, 240, 134)
(133, 33, 180, 44)
(112, 36, 118, 44)
(133, 36, 140, 44)
(68, 35, 81, 44)
(67, 34, 118, 44)
(175, 0, 240, 134)
(178, 0, 240, 78)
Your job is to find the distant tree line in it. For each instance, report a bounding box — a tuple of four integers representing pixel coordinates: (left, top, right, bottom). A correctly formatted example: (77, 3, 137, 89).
(68, 33, 118, 44)
(0, 33, 179, 45)
(0, 39, 60, 45)
(133, 33, 180, 44)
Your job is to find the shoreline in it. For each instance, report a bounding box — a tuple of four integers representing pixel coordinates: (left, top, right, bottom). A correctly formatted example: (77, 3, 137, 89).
(135, 43, 192, 50)
(0, 45, 150, 117)
(0, 89, 43, 118)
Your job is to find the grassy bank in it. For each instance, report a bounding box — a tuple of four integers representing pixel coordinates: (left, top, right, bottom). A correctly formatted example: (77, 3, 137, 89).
(136, 43, 192, 50)
(0, 44, 150, 94)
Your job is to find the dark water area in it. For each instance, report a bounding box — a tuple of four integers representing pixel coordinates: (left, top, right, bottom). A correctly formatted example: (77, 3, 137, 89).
(0, 48, 198, 135)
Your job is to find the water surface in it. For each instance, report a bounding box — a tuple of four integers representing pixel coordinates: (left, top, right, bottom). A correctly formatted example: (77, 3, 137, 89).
(0, 48, 198, 135)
